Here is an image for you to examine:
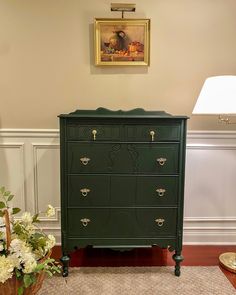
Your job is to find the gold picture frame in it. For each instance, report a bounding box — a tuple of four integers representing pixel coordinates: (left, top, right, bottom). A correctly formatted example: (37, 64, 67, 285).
(94, 18, 150, 66)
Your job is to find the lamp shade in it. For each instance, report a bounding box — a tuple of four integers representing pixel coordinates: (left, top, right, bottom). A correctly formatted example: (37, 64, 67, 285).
(192, 75, 236, 115)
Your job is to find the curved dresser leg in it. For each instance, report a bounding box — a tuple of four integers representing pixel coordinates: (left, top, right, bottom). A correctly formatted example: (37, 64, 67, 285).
(172, 252, 184, 276)
(61, 255, 70, 277)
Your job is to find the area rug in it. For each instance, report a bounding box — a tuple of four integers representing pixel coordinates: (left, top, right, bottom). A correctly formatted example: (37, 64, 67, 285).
(38, 266, 235, 295)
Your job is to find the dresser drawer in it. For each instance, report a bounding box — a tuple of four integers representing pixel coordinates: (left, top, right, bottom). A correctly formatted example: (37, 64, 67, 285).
(67, 208, 177, 238)
(110, 176, 178, 206)
(68, 175, 110, 207)
(67, 143, 179, 174)
(67, 124, 121, 141)
(136, 176, 178, 206)
(125, 124, 180, 142)
(68, 175, 137, 207)
(134, 144, 179, 174)
(68, 175, 177, 207)
(68, 175, 178, 207)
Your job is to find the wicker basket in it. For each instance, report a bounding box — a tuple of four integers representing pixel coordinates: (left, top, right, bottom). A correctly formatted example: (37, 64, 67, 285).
(0, 209, 49, 295)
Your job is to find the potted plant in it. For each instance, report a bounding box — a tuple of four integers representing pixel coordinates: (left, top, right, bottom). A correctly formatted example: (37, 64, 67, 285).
(0, 186, 61, 295)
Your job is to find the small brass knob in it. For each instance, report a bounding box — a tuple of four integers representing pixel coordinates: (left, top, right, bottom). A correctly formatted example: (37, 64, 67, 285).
(157, 157, 167, 166)
(155, 218, 165, 227)
(80, 157, 90, 165)
(92, 129, 97, 141)
(80, 218, 91, 227)
(150, 130, 155, 141)
(80, 188, 91, 197)
(156, 188, 166, 197)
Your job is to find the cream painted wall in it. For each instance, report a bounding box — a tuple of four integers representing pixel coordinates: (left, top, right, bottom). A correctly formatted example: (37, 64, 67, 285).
(0, 0, 236, 129)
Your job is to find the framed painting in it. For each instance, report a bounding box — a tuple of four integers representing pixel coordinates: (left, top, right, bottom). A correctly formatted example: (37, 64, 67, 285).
(94, 18, 150, 66)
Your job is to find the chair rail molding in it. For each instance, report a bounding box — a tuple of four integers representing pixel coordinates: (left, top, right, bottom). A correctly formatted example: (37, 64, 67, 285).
(1, 129, 236, 245)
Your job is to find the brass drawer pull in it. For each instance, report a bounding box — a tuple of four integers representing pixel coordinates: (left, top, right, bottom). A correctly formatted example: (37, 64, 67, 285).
(80, 188, 90, 197)
(92, 129, 97, 141)
(80, 157, 90, 165)
(150, 130, 155, 141)
(157, 157, 167, 166)
(155, 218, 165, 227)
(156, 188, 166, 197)
(80, 218, 91, 227)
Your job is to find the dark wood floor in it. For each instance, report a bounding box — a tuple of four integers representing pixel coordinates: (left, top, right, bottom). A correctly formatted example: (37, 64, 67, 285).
(51, 245, 236, 288)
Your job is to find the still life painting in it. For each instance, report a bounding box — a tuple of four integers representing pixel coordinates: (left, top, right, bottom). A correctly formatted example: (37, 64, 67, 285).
(94, 19, 150, 66)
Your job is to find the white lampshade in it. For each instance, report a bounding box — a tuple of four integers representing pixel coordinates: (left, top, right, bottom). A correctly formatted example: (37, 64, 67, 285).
(192, 75, 236, 115)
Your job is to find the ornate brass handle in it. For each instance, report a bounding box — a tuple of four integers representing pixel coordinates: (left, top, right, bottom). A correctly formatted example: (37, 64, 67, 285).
(157, 157, 167, 166)
(150, 130, 155, 142)
(156, 188, 166, 197)
(80, 188, 90, 197)
(155, 218, 165, 227)
(80, 157, 90, 165)
(80, 218, 91, 227)
(92, 129, 97, 141)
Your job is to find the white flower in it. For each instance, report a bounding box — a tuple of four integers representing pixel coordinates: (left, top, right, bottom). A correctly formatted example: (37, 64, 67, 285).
(10, 238, 31, 259)
(46, 205, 55, 217)
(45, 234, 56, 252)
(21, 212, 33, 224)
(10, 239, 37, 273)
(0, 243, 4, 252)
(22, 253, 37, 274)
(8, 253, 21, 269)
(0, 256, 15, 283)
(27, 224, 36, 235)
(0, 186, 61, 280)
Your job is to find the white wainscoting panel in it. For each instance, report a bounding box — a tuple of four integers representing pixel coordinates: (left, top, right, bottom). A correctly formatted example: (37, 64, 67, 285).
(0, 129, 60, 242)
(1, 129, 236, 245)
(184, 131, 236, 244)
(0, 143, 26, 211)
(32, 143, 60, 221)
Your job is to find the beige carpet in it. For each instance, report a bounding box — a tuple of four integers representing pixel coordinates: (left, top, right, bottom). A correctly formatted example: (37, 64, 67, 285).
(38, 266, 235, 295)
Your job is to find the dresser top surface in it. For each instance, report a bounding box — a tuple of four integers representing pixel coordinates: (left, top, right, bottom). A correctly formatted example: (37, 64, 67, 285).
(59, 108, 189, 119)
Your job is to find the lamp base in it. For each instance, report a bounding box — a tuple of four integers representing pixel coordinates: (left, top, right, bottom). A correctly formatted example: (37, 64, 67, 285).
(219, 252, 236, 273)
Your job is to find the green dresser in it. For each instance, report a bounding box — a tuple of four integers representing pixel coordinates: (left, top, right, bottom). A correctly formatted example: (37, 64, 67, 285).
(59, 108, 188, 277)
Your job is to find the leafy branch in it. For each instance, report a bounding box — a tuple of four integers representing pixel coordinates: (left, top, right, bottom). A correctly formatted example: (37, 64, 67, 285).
(0, 186, 21, 217)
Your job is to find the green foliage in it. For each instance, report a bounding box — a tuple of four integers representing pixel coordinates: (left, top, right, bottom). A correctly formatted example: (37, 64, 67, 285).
(15, 269, 22, 278)
(12, 207, 21, 215)
(23, 274, 36, 288)
(32, 213, 40, 223)
(0, 186, 20, 216)
(18, 286, 24, 295)
(0, 202, 6, 209)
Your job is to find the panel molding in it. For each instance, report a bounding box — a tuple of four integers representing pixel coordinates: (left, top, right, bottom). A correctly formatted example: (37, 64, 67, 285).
(0, 132, 61, 243)
(0, 129, 59, 138)
(32, 143, 60, 222)
(0, 142, 26, 211)
(187, 130, 236, 139)
(184, 131, 236, 244)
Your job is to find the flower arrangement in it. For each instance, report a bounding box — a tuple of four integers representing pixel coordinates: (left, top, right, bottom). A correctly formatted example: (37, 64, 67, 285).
(0, 186, 61, 295)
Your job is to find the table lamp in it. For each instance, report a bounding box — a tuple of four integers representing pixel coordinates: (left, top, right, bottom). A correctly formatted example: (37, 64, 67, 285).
(192, 75, 236, 273)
